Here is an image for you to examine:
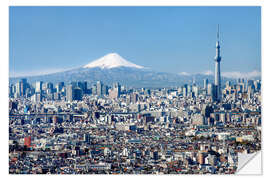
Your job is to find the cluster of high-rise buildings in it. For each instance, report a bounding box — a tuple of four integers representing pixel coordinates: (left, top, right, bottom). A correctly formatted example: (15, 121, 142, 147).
(9, 79, 123, 102)
(8, 76, 261, 174)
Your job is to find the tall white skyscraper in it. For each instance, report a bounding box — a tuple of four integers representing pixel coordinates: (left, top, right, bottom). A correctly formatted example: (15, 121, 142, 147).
(66, 84, 74, 102)
(35, 81, 43, 93)
(96, 81, 103, 97)
(214, 25, 222, 102)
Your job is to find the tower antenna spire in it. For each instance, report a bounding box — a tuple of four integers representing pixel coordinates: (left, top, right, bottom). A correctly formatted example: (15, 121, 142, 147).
(217, 24, 220, 40)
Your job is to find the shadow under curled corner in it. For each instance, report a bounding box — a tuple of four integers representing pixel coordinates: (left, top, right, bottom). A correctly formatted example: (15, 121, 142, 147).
(236, 151, 262, 175)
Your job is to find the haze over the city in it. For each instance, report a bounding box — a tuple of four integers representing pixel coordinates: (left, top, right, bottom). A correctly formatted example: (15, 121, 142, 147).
(9, 6, 261, 78)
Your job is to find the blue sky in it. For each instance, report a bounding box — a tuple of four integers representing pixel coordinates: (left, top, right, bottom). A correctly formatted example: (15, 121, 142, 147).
(9, 6, 261, 77)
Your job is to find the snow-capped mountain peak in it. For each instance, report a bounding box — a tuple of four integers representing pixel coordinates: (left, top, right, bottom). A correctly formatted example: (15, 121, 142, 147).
(83, 53, 144, 69)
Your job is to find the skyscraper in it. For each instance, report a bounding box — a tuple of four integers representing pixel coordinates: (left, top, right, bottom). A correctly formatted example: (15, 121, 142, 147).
(20, 78, 27, 96)
(73, 87, 83, 101)
(96, 81, 103, 97)
(66, 84, 83, 102)
(207, 83, 215, 99)
(35, 81, 43, 93)
(203, 79, 208, 90)
(113, 82, 121, 97)
(15, 82, 21, 97)
(109, 82, 121, 99)
(78, 81, 87, 94)
(66, 84, 74, 102)
(214, 25, 222, 102)
(46, 82, 54, 91)
(182, 84, 187, 97)
(193, 85, 199, 97)
(92, 84, 97, 95)
(56, 82, 64, 93)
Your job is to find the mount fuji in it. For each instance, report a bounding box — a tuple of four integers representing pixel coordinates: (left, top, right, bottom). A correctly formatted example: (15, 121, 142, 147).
(83, 53, 144, 69)
(9, 53, 213, 87)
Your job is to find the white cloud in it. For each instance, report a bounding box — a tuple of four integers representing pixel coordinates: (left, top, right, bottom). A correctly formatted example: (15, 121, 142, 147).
(221, 70, 261, 79)
(178, 72, 191, 76)
(200, 70, 214, 76)
(178, 70, 261, 79)
(9, 68, 72, 78)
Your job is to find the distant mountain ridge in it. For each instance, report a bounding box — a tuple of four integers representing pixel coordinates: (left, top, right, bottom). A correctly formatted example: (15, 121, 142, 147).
(9, 53, 257, 87)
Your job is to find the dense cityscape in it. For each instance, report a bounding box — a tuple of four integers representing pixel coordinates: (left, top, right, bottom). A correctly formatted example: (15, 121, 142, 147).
(8, 23, 261, 174)
(9, 76, 261, 174)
